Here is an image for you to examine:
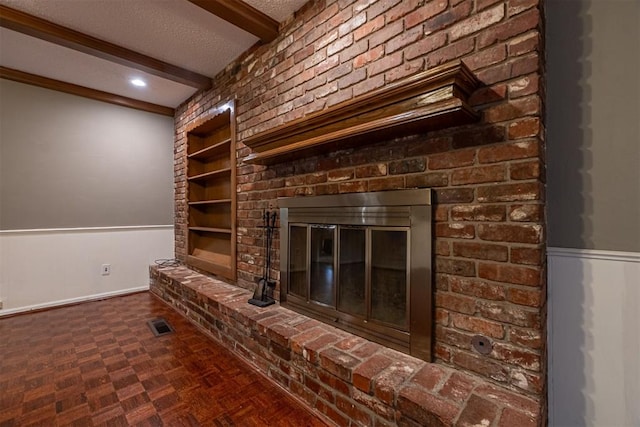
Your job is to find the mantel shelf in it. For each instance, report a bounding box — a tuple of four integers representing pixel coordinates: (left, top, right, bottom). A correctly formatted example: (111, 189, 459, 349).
(241, 60, 481, 165)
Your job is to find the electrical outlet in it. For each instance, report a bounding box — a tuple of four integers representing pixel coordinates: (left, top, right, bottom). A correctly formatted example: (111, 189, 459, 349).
(101, 264, 111, 276)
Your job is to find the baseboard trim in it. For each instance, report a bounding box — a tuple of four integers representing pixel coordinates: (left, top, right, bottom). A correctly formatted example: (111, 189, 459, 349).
(0, 286, 149, 317)
(548, 247, 640, 263)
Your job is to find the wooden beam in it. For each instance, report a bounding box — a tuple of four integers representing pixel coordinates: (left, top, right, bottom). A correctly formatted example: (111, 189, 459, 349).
(187, 0, 279, 43)
(0, 67, 175, 117)
(0, 5, 212, 90)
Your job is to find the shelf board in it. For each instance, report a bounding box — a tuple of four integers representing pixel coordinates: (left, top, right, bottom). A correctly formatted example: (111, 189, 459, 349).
(187, 167, 231, 181)
(243, 99, 476, 164)
(188, 198, 232, 206)
(187, 254, 233, 279)
(241, 60, 480, 165)
(188, 138, 231, 160)
(189, 226, 232, 234)
(189, 250, 231, 266)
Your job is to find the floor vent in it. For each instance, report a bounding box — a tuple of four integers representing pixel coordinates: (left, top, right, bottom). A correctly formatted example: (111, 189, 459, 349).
(147, 318, 174, 336)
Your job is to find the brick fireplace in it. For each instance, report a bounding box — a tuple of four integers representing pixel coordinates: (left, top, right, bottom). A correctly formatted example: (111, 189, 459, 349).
(166, 0, 546, 425)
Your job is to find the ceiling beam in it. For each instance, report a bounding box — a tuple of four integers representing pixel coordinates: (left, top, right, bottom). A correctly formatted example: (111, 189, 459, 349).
(0, 5, 212, 90)
(0, 67, 175, 117)
(187, 0, 279, 43)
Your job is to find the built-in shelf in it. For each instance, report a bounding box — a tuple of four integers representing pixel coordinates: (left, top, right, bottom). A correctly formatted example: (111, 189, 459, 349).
(187, 167, 232, 182)
(241, 60, 480, 165)
(188, 226, 232, 234)
(187, 254, 233, 278)
(188, 138, 232, 160)
(186, 102, 236, 281)
(188, 199, 232, 206)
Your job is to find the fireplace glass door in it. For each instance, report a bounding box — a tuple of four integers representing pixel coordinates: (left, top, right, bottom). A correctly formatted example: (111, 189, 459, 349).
(338, 227, 366, 317)
(370, 229, 408, 329)
(288, 225, 307, 298)
(310, 225, 336, 306)
(279, 189, 432, 361)
(287, 223, 410, 332)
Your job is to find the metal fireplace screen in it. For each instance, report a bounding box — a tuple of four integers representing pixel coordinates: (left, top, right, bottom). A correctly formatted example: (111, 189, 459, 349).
(279, 189, 432, 361)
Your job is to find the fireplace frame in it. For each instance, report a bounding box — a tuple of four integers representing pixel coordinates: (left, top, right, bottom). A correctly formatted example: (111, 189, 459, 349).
(279, 189, 433, 361)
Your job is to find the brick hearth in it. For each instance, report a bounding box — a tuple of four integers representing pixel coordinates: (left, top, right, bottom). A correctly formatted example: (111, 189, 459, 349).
(151, 265, 540, 426)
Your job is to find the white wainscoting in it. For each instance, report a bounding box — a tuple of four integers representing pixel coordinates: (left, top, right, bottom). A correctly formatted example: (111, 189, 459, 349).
(0, 225, 174, 315)
(548, 247, 640, 427)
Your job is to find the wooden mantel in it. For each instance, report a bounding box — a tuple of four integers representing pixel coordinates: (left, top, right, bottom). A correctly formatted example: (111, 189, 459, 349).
(241, 60, 481, 165)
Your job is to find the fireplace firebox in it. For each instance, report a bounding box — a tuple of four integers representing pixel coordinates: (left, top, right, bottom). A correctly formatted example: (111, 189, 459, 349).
(279, 189, 432, 361)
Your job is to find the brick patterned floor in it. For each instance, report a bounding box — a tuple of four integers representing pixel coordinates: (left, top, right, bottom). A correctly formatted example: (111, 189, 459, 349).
(0, 292, 329, 426)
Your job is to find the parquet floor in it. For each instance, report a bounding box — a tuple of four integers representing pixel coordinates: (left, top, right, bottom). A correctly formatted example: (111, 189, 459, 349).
(0, 292, 329, 427)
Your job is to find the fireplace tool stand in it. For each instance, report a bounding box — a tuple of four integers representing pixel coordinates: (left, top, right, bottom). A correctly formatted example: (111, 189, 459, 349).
(248, 210, 276, 307)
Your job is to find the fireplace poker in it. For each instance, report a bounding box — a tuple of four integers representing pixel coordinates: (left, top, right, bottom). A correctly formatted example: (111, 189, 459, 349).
(266, 211, 277, 290)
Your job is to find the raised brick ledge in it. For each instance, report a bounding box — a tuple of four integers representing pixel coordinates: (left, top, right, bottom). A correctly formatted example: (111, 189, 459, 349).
(150, 265, 541, 427)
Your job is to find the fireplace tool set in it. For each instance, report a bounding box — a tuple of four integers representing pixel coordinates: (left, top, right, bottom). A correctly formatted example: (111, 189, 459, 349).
(248, 210, 277, 307)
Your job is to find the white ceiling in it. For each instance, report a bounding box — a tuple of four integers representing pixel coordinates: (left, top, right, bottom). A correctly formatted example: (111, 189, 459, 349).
(0, 0, 309, 109)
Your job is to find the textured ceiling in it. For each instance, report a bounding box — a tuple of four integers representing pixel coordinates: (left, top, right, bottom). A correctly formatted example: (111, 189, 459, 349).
(0, 0, 309, 110)
(243, 0, 309, 22)
(0, 28, 197, 108)
(0, 0, 259, 77)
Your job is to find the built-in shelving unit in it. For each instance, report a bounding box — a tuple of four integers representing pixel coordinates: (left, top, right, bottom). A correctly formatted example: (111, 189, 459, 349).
(186, 102, 236, 280)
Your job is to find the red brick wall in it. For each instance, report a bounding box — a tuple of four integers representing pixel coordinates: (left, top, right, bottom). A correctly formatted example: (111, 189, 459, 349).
(174, 0, 546, 402)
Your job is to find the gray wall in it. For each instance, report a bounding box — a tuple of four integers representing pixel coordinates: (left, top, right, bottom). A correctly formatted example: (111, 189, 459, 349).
(0, 80, 174, 229)
(547, 0, 640, 252)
